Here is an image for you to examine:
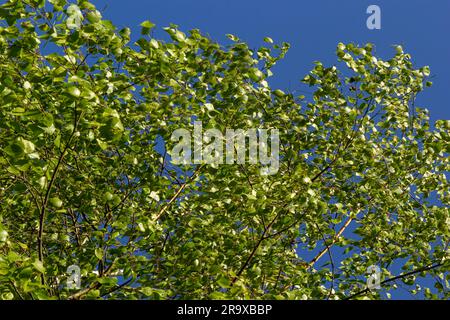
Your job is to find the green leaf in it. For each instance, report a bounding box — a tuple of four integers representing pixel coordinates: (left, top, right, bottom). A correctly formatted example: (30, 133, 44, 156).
(273, 89, 285, 98)
(0, 230, 8, 242)
(49, 197, 63, 208)
(204, 103, 214, 111)
(18, 138, 35, 154)
(217, 276, 231, 288)
(32, 260, 46, 274)
(140, 20, 155, 35)
(86, 11, 102, 24)
(249, 68, 264, 82)
(96, 139, 108, 150)
(95, 248, 104, 260)
(67, 86, 81, 98)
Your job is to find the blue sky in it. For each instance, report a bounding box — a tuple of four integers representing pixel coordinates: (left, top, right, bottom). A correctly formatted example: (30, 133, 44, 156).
(87, 0, 449, 299)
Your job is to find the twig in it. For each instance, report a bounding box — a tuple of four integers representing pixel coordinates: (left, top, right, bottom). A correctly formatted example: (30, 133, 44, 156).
(153, 165, 203, 221)
(345, 262, 446, 300)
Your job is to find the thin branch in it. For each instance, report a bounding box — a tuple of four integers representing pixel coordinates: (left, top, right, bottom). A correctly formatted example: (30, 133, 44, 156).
(307, 217, 353, 268)
(100, 277, 134, 299)
(68, 282, 101, 300)
(345, 262, 447, 300)
(231, 207, 285, 285)
(153, 165, 203, 221)
(68, 260, 117, 300)
(37, 108, 83, 285)
(9, 280, 24, 300)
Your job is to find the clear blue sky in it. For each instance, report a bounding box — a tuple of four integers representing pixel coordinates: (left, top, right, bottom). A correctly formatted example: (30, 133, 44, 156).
(88, 0, 449, 299)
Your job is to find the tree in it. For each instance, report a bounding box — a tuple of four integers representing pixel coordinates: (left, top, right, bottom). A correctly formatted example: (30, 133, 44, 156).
(0, 0, 448, 300)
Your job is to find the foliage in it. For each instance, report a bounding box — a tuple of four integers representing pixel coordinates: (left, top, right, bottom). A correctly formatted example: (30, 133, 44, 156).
(0, 0, 448, 300)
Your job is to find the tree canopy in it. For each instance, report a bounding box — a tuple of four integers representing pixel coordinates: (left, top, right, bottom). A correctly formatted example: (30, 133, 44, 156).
(0, 0, 448, 300)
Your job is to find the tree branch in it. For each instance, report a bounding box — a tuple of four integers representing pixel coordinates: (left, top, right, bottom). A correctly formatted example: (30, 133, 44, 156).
(345, 262, 447, 300)
(37, 108, 83, 285)
(307, 217, 353, 268)
(153, 165, 203, 221)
